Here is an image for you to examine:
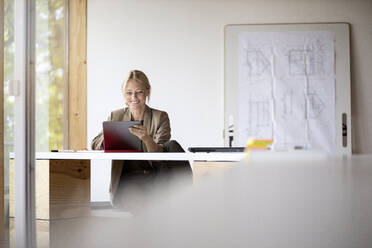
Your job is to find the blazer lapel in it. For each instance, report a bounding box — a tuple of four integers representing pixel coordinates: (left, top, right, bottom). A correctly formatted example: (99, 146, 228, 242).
(122, 107, 131, 121)
(143, 105, 152, 133)
(142, 106, 152, 153)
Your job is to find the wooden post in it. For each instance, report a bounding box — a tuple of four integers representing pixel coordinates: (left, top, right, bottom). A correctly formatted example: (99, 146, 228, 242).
(68, 0, 87, 150)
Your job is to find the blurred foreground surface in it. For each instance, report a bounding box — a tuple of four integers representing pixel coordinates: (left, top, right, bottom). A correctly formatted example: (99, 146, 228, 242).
(43, 155, 372, 247)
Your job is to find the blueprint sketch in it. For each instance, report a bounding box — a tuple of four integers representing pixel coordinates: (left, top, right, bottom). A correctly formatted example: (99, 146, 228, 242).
(238, 31, 335, 153)
(238, 95, 273, 139)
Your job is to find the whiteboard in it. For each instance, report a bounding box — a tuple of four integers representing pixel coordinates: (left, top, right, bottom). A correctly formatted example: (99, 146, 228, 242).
(224, 23, 351, 156)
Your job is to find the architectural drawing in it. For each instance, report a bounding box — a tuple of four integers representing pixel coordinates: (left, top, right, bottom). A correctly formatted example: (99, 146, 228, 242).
(288, 40, 331, 76)
(248, 100, 270, 127)
(242, 99, 271, 137)
(244, 50, 270, 76)
(308, 91, 325, 118)
(280, 91, 294, 119)
(289, 49, 315, 75)
(238, 31, 335, 152)
(274, 137, 303, 150)
(241, 127, 259, 138)
(279, 90, 307, 120)
(314, 39, 327, 75)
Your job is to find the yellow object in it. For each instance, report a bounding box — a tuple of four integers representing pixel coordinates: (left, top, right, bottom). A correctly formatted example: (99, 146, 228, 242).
(245, 138, 273, 151)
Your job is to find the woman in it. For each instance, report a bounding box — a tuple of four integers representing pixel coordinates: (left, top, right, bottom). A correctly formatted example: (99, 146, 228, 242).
(91, 70, 191, 212)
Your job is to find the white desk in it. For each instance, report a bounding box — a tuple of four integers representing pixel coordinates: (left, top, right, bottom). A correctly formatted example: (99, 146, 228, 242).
(10, 151, 246, 220)
(33, 149, 328, 161)
(9, 150, 329, 220)
(35, 151, 247, 161)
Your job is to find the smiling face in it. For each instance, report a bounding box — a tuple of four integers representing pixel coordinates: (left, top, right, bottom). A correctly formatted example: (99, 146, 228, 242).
(124, 79, 149, 110)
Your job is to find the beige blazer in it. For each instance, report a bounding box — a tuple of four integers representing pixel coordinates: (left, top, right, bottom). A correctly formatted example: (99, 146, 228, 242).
(91, 105, 171, 203)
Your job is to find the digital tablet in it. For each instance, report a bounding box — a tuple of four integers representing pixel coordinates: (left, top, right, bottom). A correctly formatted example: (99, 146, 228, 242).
(102, 121, 143, 152)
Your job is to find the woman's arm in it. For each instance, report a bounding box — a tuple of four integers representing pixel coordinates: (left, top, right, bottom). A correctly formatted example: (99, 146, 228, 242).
(143, 135, 162, 152)
(129, 111, 171, 152)
(91, 131, 104, 150)
(91, 113, 113, 150)
(153, 112, 171, 148)
(129, 125, 164, 152)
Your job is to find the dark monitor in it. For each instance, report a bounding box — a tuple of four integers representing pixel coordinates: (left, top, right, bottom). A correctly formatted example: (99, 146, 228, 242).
(188, 147, 245, 153)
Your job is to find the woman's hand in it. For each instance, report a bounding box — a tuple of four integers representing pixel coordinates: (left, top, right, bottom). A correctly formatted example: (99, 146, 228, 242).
(129, 125, 149, 141)
(129, 125, 160, 152)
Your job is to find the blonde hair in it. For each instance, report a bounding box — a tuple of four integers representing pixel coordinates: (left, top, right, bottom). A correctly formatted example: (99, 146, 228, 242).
(122, 70, 151, 100)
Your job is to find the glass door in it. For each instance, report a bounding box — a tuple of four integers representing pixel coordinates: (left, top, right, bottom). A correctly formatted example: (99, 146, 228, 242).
(3, 0, 68, 247)
(13, 0, 37, 247)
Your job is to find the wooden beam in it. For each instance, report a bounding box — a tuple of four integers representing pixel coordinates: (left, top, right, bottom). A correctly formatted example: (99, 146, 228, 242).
(68, 0, 87, 150)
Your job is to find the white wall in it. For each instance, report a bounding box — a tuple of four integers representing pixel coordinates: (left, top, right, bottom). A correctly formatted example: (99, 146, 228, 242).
(87, 0, 372, 201)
